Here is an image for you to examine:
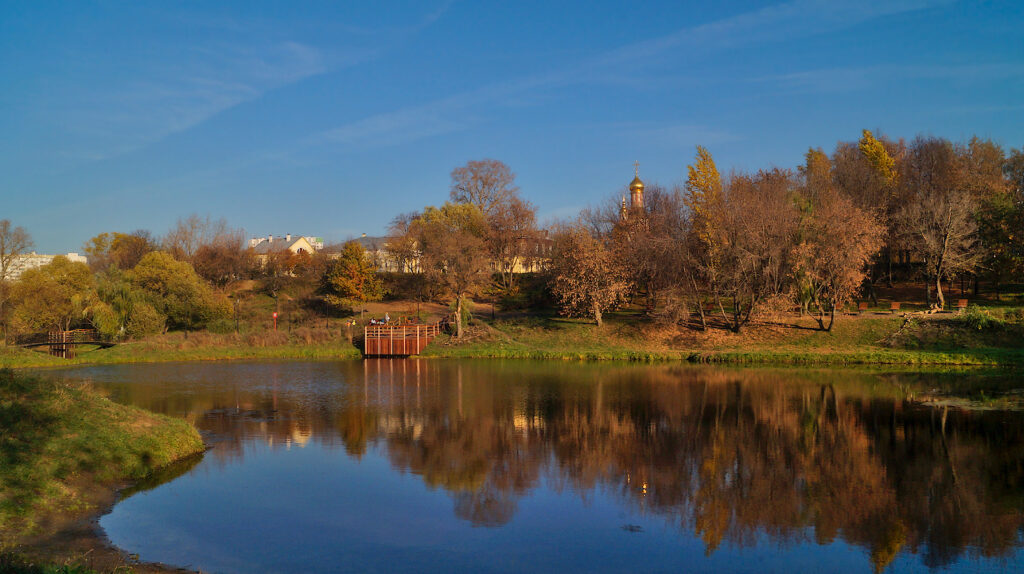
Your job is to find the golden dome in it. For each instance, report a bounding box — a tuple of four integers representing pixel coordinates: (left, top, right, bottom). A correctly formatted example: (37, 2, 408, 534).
(629, 175, 644, 191)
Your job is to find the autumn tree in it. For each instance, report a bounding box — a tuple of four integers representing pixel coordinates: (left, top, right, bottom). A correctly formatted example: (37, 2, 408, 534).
(0, 220, 33, 336)
(193, 242, 249, 288)
(712, 169, 800, 332)
(321, 241, 383, 312)
(795, 191, 885, 331)
(83, 230, 155, 271)
(857, 129, 905, 287)
(798, 147, 832, 203)
(9, 256, 94, 332)
(682, 146, 726, 330)
(411, 202, 491, 337)
(958, 140, 1016, 295)
(449, 159, 519, 218)
(548, 224, 629, 327)
(612, 185, 688, 318)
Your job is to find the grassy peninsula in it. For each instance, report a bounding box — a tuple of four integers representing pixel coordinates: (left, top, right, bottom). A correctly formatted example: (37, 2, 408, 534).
(0, 369, 204, 569)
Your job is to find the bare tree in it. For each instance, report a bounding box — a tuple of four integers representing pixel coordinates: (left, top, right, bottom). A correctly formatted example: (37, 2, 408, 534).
(0, 220, 33, 337)
(386, 212, 422, 273)
(163, 214, 243, 261)
(0, 220, 33, 283)
(899, 136, 979, 308)
(488, 195, 539, 293)
(449, 159, 519, 218)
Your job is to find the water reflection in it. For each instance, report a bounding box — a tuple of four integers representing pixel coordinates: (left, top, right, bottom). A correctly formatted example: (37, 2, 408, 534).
(54, 360, 1024, 572)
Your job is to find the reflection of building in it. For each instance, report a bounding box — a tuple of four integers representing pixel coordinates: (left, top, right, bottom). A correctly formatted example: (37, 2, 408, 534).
(6, 252, 88, 281)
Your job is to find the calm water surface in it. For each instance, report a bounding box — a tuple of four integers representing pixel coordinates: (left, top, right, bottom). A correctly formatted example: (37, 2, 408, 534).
(49, 360, 1024, 573)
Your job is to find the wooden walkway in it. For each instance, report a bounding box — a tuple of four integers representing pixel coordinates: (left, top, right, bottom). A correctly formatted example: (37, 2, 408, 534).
(15, 329, 116, 358)
(363, 320, 447, 357)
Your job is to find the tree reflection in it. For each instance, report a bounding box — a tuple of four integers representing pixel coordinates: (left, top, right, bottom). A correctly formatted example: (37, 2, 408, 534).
(96, 361, 1024, 571)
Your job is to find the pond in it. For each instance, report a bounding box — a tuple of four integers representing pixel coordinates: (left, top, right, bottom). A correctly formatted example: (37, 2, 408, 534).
(49, 360, 1024, 573)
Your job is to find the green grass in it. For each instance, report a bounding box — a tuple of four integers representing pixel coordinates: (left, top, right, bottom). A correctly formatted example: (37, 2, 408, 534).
(421, 310, 1024, 366)
(0, 330, 362, 369)
(0, 369, 204, 533)
(3, 304, 1023, 368)
(0, 551, 103, 574)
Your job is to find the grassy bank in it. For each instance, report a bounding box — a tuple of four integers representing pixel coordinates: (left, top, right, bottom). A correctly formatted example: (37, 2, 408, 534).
(421, 310, 1024, 366)
(0, 369, 204, 537)
(2, 306, 1022, 369)
(0, 330, 361, 369)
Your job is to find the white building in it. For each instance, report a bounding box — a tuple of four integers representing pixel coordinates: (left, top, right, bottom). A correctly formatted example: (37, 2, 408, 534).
(249, 234, 324, 251)
(5, 252, 88, 281)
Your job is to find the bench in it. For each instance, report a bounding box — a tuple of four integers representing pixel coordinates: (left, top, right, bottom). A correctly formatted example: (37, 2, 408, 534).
(889, 302, 901, 314)
(857, 302, 868, 314)
(957, 299, 968, 313)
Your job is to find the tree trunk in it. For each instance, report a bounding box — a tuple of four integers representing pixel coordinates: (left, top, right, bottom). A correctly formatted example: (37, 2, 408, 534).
(934, 271, 945, 309)
(886, 248, 893, 288)
(455, 294, 464, 338)
(688, 273, 706, 331)
(593, 302, 603, 327)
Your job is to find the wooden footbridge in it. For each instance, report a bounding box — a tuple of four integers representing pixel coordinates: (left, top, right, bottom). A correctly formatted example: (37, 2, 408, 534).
(363, 319, 449, 358)
(14, 329, 117, 358)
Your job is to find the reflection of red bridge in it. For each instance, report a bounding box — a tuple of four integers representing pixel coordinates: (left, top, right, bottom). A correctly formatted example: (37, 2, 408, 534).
(15, 329, 117, 358)
(363, 319, 448, 357)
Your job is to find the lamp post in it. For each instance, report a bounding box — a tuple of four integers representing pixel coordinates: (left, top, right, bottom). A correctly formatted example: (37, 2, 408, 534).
(272, 311, 278, 331)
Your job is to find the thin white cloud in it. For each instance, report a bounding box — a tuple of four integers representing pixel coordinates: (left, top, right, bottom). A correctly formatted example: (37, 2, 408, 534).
(759, 62, 1024, 93)
(320, 107, 468, 150)
(49, 39, 341, 163)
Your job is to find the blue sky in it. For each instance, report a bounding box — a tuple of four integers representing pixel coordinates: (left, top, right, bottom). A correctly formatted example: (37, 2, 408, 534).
(2, 0, 1022, 252)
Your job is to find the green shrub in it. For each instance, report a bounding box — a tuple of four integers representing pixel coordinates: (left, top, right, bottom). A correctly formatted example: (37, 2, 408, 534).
(125, 301, 165, 339)
(954, 306, 1006, 331)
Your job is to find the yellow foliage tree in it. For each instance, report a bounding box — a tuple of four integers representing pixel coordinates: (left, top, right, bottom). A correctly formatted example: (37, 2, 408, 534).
(684, 146, 723, 247)
(858, 129, 897, 185)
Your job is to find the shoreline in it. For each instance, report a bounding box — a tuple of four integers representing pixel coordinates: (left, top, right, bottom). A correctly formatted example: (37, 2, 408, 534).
(3, 341, 1022, 371)
(0, 370, 206, 573)
(3, 309, 1023, 370)
(5, 311, 1022, 370)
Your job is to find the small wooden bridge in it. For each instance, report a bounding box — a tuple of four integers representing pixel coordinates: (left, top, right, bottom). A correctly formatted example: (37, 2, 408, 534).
(14, 329, 117, 358)
(363, 319, 448, 358)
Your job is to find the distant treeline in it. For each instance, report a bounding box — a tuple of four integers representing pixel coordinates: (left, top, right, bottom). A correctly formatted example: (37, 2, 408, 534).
(1, 131, 1021, 339)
